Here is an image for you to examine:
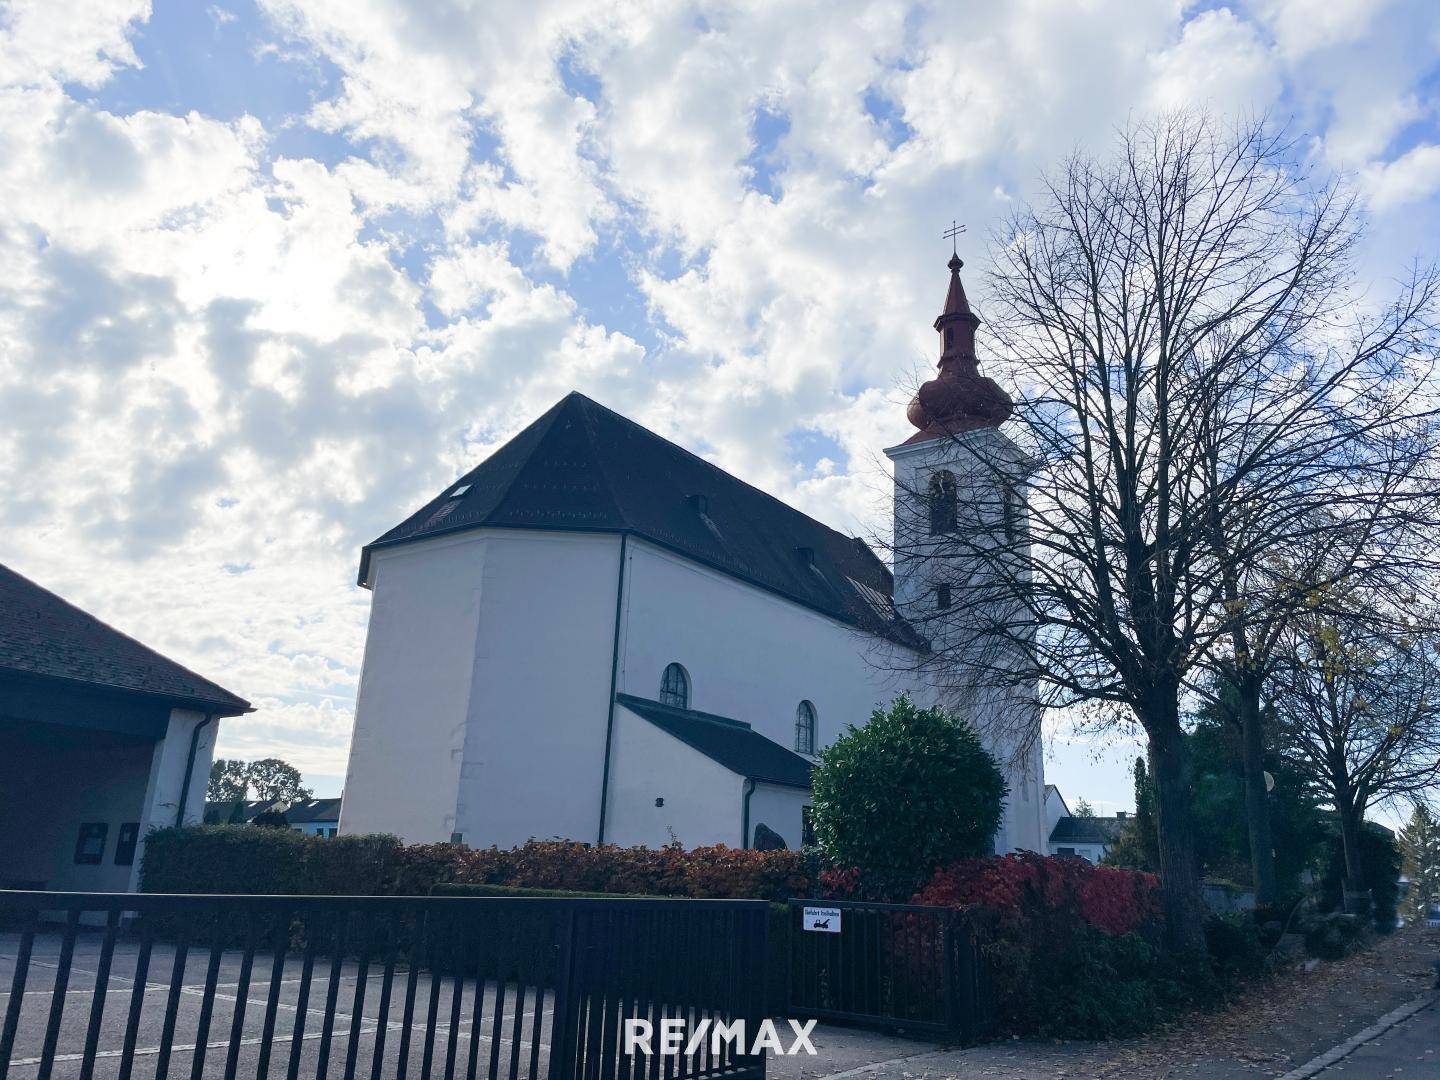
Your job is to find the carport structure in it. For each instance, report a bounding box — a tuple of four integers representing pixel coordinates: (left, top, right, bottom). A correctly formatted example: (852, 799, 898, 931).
(0, 564, 249, 892)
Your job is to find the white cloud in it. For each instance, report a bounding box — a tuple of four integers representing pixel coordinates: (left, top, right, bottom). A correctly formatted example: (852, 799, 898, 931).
(1363, 142, 1440, 210)
(0, 0, 148, 89)
(1255, 0, 1388, 60)
(1149, 9, 1281, 114)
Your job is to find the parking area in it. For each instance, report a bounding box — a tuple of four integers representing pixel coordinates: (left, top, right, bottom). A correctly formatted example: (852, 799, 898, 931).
(1, 929, 556, 1078)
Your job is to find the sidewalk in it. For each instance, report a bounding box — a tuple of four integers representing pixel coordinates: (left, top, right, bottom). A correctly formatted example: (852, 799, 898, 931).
(770, 927, 1439, 1079)
(1288, 994, 1438, 1077)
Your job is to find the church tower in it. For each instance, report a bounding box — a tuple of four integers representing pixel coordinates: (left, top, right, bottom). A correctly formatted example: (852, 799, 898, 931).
(884, 250, 1046, 854)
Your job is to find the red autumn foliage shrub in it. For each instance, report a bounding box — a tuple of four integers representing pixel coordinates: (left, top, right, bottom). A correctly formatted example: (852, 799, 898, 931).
(912, 851, 1161, 936)
(908, 852, 1167, 1036)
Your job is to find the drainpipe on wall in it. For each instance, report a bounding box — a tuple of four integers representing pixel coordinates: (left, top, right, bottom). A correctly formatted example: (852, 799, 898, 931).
(174, 714, 216, 827)
(740, 778, 756, 849)
(597, 534, 629, 845)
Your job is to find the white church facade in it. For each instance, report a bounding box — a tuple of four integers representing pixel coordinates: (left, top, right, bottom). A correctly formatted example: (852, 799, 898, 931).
(339, 255, 1047, 855)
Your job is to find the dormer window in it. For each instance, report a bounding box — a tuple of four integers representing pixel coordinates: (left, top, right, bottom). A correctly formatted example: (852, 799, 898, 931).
(929, 471, 958, 534)
(796, 546, 815, 567)
(688, 493, 723, 541)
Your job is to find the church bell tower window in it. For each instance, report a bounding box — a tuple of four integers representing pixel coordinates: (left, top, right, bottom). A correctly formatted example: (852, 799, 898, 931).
(659, 663, 690, 709)
(928, 471, 958, 535)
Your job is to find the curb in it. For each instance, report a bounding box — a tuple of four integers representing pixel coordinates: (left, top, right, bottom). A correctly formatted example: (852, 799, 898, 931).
(1274, 988, 1439, 1079)
(817, 1047, 961, 1079)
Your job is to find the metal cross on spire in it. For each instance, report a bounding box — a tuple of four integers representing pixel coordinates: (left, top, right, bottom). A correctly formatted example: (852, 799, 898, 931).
(943, 219, 966, 255)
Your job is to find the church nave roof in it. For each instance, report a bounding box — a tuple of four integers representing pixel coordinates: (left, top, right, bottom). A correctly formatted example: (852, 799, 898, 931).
(360, 392, 925, 649)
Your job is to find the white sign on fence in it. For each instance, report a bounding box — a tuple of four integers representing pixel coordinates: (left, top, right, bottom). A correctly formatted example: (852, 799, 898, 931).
(802, 906, 842, 933)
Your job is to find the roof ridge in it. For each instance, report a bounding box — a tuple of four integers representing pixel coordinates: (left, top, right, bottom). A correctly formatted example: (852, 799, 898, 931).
(570, 392, 865, 550)
(0, 563, 250, 712)
(571, 394, 631, 530)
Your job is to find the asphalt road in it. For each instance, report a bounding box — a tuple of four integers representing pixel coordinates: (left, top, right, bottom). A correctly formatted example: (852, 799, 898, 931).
(1309, 996, 1438, 1078)
(1, 930, 556, 1078)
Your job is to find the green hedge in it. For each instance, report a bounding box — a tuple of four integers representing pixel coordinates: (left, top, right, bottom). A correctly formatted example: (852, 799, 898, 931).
(140, 826, 404, 895)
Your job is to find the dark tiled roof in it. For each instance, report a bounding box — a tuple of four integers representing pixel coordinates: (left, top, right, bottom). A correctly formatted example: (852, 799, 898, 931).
(0, 563, 250, 715)
(616, 693, 813, 789)
(203, 797, 342, 824)
(360, 392, 926, 649)
(1049, 816, 1128, 845)
(285, 797, 342, 823)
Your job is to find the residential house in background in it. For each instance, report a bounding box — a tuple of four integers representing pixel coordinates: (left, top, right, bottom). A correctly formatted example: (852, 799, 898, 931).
(1044, 784, 1130, 862)
(0, 563, 249, 891)
(204, 797, 343, 837)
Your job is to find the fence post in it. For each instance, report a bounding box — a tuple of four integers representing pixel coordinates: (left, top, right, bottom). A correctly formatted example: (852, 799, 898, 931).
(951, 915, 977, 1042)
(751, 904, 770, 1076)
(547, 907, 579, 1080)
(940, 912, 958, 1036)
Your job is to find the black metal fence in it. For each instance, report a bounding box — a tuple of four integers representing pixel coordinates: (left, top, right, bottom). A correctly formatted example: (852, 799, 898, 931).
(785, 900, 990, 1039)
(0, 891, 767, 1080)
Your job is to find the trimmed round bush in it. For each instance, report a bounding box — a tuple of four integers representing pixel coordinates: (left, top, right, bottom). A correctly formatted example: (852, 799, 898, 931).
(809, 695, 1007, 885)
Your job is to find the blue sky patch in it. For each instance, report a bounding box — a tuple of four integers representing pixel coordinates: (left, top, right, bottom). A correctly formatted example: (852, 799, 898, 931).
(742, 104, 790, 199)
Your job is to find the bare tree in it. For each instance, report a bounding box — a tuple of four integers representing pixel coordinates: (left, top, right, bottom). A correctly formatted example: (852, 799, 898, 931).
(890, 111, 1439, 952)
(1191, 382, 1440, 906)
(1274, 606, 1440, 902)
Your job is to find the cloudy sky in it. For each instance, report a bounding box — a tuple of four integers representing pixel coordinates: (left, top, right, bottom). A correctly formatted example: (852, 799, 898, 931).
(2, 0, 1438, 808)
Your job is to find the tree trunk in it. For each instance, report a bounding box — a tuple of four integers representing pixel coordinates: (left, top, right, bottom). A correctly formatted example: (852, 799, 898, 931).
(1337, 795, 1367, 913)
(1143, 699, 1210, 955)
(1237, 683, 1278, 907)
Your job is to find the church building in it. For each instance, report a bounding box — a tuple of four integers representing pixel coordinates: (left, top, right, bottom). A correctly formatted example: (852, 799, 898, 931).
(339, 255, 1047, 855)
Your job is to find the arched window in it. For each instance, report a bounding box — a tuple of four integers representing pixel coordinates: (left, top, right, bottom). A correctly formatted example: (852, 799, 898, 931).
(659, 663, 690, 709)
(929, 471, 958, 535)
(794, 700, 817, 755)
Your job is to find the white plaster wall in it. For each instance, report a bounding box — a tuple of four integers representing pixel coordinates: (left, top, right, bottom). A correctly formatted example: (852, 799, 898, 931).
(605, 704, 745, 848)
(1044, 786, 1070, 839)
(616, 536, 1044, 854)
(747, 783, 811, 850)
(344, 513, 1045, 855)
(453, 531, 621, 848)
(128, 707, 219, 890)
(1050, 841, 1109, 863)
(339, 535, 487, 842)
(617, 539, 920, 759)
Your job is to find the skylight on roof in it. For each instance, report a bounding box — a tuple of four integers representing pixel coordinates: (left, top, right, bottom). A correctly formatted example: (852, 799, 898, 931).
(450, 484, 471, 498)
